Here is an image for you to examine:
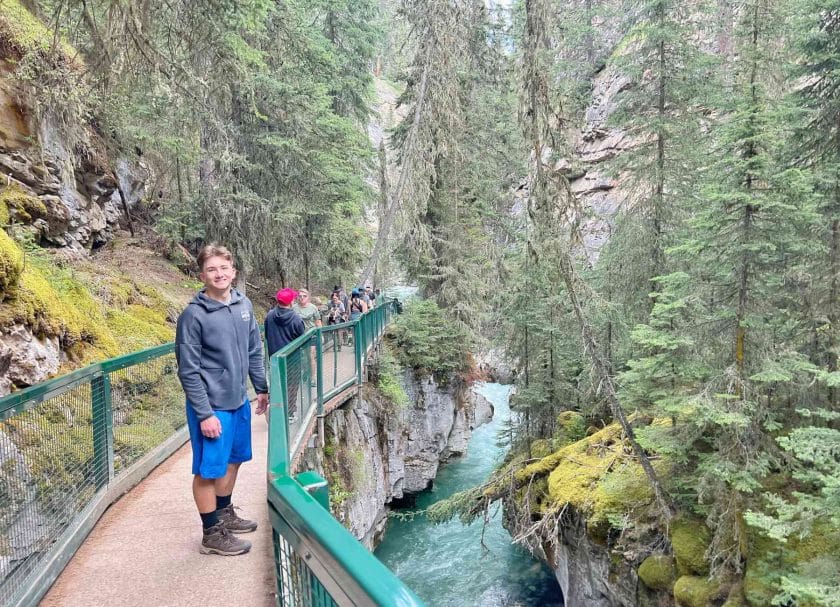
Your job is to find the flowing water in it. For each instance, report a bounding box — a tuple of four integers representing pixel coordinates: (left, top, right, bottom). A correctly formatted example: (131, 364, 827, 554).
(375, 383, 564, 607)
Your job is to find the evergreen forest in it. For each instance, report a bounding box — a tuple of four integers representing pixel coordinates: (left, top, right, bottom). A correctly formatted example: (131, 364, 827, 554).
(0, 0, 839, 605)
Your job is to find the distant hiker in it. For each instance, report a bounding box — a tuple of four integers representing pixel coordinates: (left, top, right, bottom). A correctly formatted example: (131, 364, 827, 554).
(292, 288, 322, 331)
(349, 288, 368, 320)
(334, 285, 350, 316)
(327, 292, 346, 325)
(365, 285, 376, 308)
(265, 287, 305, 420)
(292, 288, 320, 385)
(175, 243, 267, 557)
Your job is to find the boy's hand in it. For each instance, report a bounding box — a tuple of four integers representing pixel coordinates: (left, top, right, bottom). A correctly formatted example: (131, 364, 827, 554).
(200, 415, 222, 438)
(255, 392, 269, 415)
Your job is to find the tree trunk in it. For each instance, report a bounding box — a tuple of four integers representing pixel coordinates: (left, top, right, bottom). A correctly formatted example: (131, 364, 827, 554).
(557, 250, 676, 520)
(360, 47, 433, 286)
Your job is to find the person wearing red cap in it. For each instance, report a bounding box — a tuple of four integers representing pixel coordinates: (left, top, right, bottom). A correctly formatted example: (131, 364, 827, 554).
(265, 288, 305, 420)
(265, 288, 306, 357)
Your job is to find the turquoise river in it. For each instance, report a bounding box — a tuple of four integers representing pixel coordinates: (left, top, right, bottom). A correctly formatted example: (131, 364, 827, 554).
(375, 382, 564, 606)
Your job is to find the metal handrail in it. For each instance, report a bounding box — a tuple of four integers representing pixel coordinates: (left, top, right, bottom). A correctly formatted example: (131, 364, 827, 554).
(0, 296, 419, 607)
(267, 299, 425, 607)
(0, 341, 182, 607)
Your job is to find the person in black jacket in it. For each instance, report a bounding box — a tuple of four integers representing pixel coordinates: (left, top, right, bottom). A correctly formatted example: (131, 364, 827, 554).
(264, 288, 305, 420)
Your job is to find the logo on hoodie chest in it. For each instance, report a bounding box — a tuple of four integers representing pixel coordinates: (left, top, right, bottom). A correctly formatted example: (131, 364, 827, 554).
(241, 310, 251, 322)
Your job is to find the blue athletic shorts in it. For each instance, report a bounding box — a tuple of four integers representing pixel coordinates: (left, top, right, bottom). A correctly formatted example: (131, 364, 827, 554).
(186, 400, 252, 479)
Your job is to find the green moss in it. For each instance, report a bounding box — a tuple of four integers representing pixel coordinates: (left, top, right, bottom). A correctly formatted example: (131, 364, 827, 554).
(0, 199, 8, 226)
(0, 228, 23, 296)
(0, 0, 76, 58)
(106, 307, 173, 352)
(638, 555, 676, 591)
(0, 184, 46, 223)
(513, 421, 670, 530)
(0, 248, 177, 367)
(673, 576, 723, 607)
(671, 518, 712, 576)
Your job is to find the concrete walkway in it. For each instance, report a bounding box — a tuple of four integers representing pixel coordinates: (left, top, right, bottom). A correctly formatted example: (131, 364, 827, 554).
(41, 414, 275, 607)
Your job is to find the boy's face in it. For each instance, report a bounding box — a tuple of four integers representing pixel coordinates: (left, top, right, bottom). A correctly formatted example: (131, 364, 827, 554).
(199, 255, 236, 293)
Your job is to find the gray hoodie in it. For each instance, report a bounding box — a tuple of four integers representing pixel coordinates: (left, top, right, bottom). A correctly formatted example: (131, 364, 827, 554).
(175, 288, 268, 420)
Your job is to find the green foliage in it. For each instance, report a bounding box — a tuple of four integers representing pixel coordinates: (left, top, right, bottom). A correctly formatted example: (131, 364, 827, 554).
(22, 0, 380, 288)
(555, 411, 586, 446)
(375, 343, 408, 409)
(388, 299, 471, 379)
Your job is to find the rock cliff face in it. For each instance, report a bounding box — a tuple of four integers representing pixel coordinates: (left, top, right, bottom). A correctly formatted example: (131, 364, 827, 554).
(0, 66, 146, 392)
(511, 508, 641, 607)
(0, 83, 145, 254)
(300, 371, 493, 549)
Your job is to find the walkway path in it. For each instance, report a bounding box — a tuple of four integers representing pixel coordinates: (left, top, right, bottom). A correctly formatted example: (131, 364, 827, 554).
(40, 413, 275, 607)
(38, 330, 368, 605)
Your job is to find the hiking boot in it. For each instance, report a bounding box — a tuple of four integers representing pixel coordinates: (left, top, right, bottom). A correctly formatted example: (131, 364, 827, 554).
(200, 522, 251, 555)
(217, 504, 258, 534)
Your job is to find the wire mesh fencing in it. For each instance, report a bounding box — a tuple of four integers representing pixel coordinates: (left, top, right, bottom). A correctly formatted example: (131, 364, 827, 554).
(0, 346, 184, 607)
(273, 529, 339, 607)
(284, 334, 317, 452)
(319, 324, 358, 400)
(109, 353, 184, 471)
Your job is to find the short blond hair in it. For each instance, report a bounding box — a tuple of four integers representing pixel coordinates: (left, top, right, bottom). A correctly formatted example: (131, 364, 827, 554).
(197, 244, 234, 271)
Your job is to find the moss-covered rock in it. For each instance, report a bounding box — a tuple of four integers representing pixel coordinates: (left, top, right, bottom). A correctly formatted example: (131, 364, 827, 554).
(513, 420, 671, 531)
(671, 518, 711, 576)
(638, 555, 676, 591)
(0, 247, 177, 367)
(673, 575, 723, 607)
(0, 229, 23, 296)
(0, 184, 47, 223)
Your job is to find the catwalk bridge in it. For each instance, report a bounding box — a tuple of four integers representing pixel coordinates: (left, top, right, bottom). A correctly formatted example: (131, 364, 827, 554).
(0, 299, 424, 607)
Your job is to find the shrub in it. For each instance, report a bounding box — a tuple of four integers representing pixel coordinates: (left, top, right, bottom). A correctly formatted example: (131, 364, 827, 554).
(387, 299, 471, 380)
(376, 344, 408, 409)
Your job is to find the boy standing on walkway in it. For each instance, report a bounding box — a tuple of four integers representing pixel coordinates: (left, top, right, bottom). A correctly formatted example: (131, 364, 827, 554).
(176, 244, 269, 556)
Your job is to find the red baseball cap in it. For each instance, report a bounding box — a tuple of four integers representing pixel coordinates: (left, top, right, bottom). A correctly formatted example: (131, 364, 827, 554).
(276, 288, 299, 306)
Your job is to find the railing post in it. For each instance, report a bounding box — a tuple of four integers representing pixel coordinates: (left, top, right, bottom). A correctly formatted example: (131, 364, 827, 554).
(354, 319, 363, 383)
(315, 329, 324, 414)
(91, 372, 114, 489)
(268, 354, 291, 476)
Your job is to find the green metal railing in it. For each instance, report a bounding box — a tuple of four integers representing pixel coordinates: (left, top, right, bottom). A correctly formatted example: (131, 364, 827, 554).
(0, 297, 421, 607)
(268, 300, 425, 607)
(0, 342, 186, 607)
